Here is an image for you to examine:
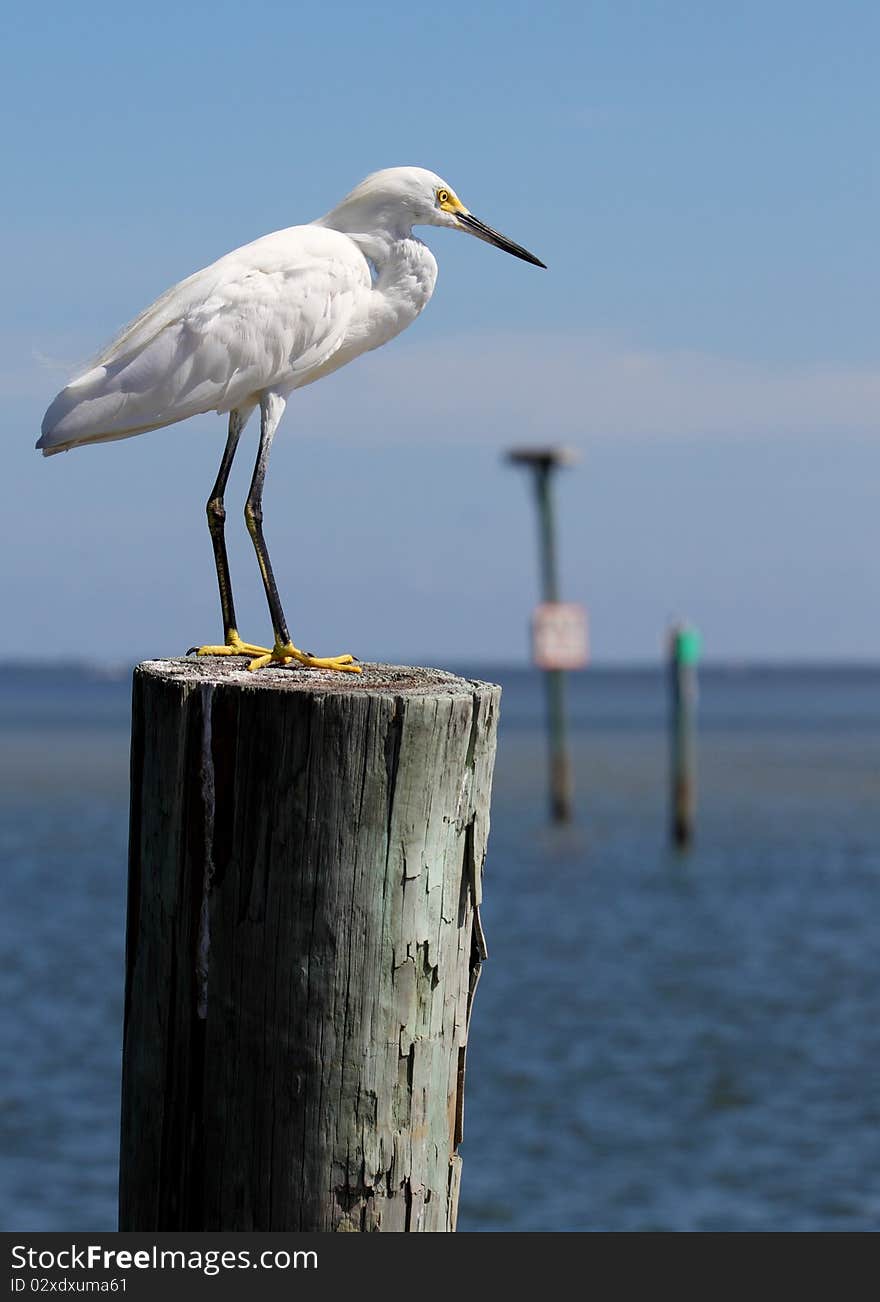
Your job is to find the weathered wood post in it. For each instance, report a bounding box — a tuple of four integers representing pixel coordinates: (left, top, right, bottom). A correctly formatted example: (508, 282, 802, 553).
(119, 658, 500, 1232)
(668, 624, 700, 849)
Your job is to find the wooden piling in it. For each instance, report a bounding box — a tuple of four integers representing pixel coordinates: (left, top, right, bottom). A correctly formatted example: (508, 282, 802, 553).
(119, 657, 500, 1232)
(669, 625, 700, 849)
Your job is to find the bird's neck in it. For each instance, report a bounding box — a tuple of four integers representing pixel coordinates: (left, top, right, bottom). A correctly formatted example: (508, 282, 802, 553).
(348, 230, 423, 279)
(318, 193, 416, 243)
(319, 209, 415, 265)
(329, 224, 437, 300)
(316, 210, 438, 328)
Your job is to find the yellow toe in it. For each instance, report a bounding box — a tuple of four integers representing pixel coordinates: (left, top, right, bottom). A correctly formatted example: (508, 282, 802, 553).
(196, 631, 272, 658)
(247, 642, 361, 673)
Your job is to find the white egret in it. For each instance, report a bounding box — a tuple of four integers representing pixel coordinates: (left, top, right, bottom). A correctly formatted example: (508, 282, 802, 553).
(38, 167, 545, 672)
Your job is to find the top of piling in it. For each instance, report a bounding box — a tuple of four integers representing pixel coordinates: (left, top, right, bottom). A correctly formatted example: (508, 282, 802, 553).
(505, 445, 580, 469)
(136, 658, 498, 699)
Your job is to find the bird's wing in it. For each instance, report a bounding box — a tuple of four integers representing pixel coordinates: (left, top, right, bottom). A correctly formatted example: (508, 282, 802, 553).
(39, 226, 370, 453)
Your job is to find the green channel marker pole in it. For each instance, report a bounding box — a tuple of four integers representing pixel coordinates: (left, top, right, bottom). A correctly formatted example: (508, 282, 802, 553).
(669, 623, 701, 849)
(507, 447, 578, 823)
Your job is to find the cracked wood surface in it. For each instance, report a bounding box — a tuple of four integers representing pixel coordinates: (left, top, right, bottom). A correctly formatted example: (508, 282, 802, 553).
(119, 659, 500, 1231)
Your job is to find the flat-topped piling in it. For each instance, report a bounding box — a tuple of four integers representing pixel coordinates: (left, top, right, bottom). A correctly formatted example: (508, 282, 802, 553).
(119, 658, 500, 1232)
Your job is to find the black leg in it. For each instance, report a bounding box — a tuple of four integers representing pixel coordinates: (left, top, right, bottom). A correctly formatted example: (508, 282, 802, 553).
(245, 394, 291, 647)
(207, 409, 245, 640)
(238, 393, 358, 673)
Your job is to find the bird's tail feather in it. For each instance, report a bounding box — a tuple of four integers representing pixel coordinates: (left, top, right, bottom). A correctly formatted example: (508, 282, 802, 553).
(37, 424, 161, 456)
(36, 342, 197, 455)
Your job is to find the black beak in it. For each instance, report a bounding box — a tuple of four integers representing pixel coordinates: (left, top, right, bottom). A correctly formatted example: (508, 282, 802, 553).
(456, 212, 546, 268)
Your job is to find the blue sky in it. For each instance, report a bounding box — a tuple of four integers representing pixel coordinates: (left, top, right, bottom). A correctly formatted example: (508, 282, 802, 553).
(3, 1, 878, 663)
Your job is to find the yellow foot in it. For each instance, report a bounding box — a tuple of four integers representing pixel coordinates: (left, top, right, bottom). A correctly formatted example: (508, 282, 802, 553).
(194, 631, 273, 658)
(247, 642, 362, 674)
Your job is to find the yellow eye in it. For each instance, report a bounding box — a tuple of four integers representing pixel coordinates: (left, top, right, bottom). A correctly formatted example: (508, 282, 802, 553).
(437, 189, 449, 205)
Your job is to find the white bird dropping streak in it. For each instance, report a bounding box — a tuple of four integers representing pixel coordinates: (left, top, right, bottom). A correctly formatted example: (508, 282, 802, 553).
(37, 166, 545, 673)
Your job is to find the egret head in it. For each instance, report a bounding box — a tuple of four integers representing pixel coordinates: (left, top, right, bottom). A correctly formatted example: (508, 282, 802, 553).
(325, 167, 546, 268)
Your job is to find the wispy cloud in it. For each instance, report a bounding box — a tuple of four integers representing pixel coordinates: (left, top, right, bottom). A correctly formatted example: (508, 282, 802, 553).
(304, 331, 880, 445)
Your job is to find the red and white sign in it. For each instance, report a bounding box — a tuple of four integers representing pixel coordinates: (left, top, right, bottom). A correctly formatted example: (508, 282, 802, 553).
(532, 603, 589, 670)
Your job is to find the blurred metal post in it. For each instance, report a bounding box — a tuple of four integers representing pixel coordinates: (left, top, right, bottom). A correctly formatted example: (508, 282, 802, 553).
(506, 446, 581, 823)
(669, 623, 701, 849)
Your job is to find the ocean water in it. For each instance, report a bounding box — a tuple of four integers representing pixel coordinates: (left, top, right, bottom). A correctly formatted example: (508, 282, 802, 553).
(1, 664, 878, 1232)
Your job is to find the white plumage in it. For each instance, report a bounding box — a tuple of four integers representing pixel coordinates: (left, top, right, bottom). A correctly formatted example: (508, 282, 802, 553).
(37, 166, 544, 670)
(40, 214, 412, 453)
